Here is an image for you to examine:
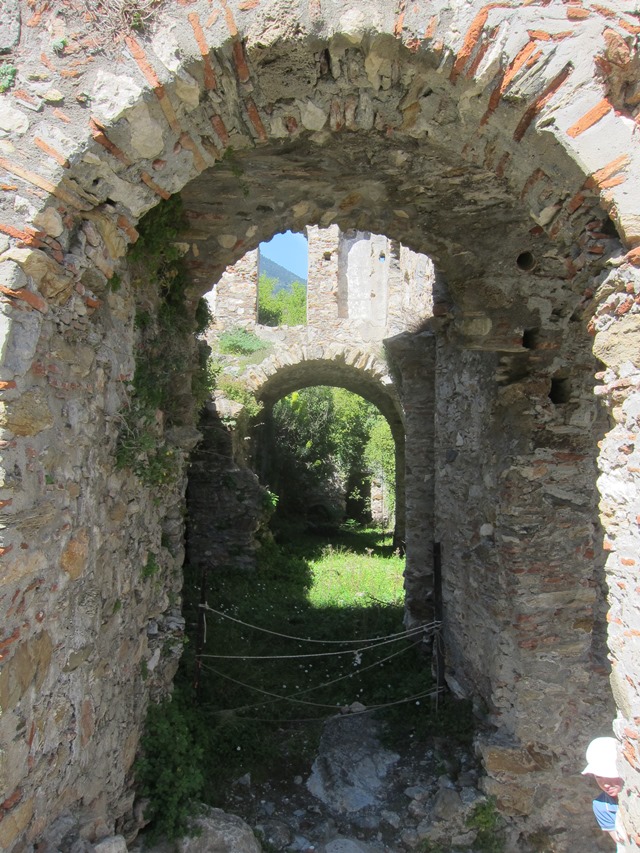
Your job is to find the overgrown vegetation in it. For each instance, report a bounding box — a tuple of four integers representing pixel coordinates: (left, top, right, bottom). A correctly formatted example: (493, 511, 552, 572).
(135, 689, 204, 842)
(142, 552, 160, 579)
(217, 376, 263, 419)
(467, 798, 506, 853)
(136, 526, 474, 837)
(115, 196, 215, 486)
(218, 327, 269, 356)
(267, 387, 395, 524)
(258, 273, 306, 326)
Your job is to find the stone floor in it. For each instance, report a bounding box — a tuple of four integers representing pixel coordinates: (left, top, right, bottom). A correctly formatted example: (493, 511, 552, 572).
(212, 711, 487, 853)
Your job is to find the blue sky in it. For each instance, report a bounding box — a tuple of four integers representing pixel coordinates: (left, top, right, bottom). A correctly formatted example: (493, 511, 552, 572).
(259, 230, 308, 280)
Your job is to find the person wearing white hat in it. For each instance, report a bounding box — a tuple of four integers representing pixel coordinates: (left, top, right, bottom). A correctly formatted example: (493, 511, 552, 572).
(582, 737, 627, 850)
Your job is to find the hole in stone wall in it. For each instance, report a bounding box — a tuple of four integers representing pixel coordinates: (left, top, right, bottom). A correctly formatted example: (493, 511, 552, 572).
(379, 252, 386, 263)
(549, 375, 571, 404)
(516, 251, 536, 272)
(522, 328, 540, 349)
(601, 216, 621, 239)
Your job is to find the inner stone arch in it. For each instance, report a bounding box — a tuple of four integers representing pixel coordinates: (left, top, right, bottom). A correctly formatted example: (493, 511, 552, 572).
(1, 2, 639, 849)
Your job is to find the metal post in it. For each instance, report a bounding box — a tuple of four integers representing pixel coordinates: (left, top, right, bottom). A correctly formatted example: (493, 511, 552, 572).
(433, 541, 445, 691)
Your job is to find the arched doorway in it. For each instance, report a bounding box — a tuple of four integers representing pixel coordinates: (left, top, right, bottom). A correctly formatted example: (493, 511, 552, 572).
(0, 4, 638, 848)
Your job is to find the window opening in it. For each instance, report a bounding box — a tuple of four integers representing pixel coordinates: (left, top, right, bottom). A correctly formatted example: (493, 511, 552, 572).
(258, 230, 308, 326)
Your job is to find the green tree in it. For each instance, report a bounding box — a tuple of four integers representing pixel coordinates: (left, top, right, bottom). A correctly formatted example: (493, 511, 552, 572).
(258, 274, 306, 326)
(268, 387, 395, 524)
(364, 415, 396, 518)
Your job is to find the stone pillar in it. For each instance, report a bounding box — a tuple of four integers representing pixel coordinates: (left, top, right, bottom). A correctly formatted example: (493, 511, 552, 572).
(211, 249, 258, 330)
(385, 331, 436, 624)
(434, 319, 613, 848)
(590, 268, 640, 848)
(306, 225, 340, 329)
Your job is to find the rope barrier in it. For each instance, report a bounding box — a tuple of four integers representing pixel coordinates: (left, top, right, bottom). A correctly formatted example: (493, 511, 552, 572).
(198, 602, 437, 646)
(197, 635, 425, 714)
(200, 661, 444, 712)
(197, 626, 432, 660)
(235, 688, 447, 723)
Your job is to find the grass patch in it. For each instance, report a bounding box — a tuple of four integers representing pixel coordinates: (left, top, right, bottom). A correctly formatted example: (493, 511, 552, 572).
(307, 542, 404, 609)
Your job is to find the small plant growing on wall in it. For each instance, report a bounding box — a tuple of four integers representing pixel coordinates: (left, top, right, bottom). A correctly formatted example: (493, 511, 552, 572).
(0, 63, 17, 93)
(466, 798, 506, 853)
(142, 552, 160, 579)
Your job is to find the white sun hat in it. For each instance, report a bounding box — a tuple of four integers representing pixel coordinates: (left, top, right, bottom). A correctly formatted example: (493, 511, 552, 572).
(582, 737, 620, 778)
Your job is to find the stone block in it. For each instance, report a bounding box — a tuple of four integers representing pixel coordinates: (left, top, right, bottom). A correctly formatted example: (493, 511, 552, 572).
(0, 387, 53, 435)
(127, 102, 165, 159)
(94, 835, 128, 853)
(0, 101, 29, 135)
(481, 776, 535, 816)
(33, 207, 64, 238)
(60, 529, 90, 580)
(177, 807, 261, 853)
(0, 797, 34, 849)
(593, 314, 640, 369)
(0, 632, 53, 712)
(91, 71, 144, 124)
(1, 247, 73, 303)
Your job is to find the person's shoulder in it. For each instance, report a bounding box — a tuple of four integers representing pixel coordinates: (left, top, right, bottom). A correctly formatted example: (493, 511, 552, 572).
(593, 793, 617, 831)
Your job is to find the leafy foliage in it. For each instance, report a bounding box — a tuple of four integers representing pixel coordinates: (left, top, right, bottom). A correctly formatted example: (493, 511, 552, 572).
(364, 416, 396, 518)
(142, 552, 160, 579)
(0, 64, 17, 93)
(258, 274, 306, 326)
(467, 797, 506, 853)
(194, 297, 213, 335)
(135, 690, 204, 841)
(115, 406, 179, 486)
(268, 387, 395, 523)
(217, 377, 263, 418)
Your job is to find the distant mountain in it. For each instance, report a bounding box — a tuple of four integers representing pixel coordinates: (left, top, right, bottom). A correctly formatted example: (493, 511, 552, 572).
(258, 255, 307, 293)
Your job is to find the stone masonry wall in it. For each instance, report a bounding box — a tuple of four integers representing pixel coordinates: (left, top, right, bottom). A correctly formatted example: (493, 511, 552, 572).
(210, 248, 258, 331)
(0, 1, 639, 850)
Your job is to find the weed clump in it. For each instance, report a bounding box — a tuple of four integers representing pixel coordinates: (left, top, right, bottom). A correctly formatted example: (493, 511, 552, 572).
(467, 797, 506, 853)
(218, 327, 269, 356)
(0, 63, 17, 93)
(135, 690, 204, 842)
(217, 376, 263, 418)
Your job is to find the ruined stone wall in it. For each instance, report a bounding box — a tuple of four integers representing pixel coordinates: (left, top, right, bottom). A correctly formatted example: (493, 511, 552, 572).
(210, 248, 258, 331)
(0, 1, 639, 851)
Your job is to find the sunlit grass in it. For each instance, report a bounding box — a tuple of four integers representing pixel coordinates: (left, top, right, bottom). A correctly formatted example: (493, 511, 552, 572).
(308, 543, 405, 609)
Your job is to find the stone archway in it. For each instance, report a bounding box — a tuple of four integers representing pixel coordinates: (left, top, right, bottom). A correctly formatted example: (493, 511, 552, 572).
(1, 2, 640, 849)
